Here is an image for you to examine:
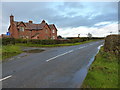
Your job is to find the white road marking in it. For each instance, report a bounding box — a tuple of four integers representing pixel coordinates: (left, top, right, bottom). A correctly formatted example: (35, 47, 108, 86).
(46, 50, 74, 62)
(0, 75, 12, 81)
(46, 41, 101, 62)
(78, 42, 100, 49)
(79, 46, 86, 49)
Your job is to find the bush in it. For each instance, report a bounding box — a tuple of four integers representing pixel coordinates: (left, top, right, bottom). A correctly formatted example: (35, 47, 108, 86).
(104, 35, 120, 55)
(2, 38, 15, 45)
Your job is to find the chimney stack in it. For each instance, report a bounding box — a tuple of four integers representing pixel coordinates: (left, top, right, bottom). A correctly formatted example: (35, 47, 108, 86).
(10, 14, 14, 24)
(29, 20, 33, 23)
(42, 20, 45, 23)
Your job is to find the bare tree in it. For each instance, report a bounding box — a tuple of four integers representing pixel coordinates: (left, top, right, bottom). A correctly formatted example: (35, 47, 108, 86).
(78, 34, 80, 38)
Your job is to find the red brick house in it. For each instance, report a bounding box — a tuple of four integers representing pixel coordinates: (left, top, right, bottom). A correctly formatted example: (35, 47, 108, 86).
(8, 15, 57, 40)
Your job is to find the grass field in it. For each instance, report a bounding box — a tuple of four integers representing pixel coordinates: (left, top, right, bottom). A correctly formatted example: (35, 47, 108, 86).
(82, 47, 118, 88)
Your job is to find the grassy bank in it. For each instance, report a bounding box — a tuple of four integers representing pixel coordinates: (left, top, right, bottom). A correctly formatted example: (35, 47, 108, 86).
(16, 40, 98, 47)
(2, 45, 23, 60)
(82, 47, 118, 88)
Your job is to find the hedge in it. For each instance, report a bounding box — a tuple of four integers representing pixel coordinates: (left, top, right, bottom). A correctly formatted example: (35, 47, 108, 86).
(104, 35, 120, 55)
(2, 37, 103, 45)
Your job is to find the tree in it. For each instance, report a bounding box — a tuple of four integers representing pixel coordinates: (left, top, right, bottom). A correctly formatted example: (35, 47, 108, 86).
(78, 34, 80, 38)
(57, 35, 62, 39)
(87, 33, 92, 39)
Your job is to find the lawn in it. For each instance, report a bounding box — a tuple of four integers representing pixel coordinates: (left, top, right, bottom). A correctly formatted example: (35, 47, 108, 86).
(82, 47, 118, 88)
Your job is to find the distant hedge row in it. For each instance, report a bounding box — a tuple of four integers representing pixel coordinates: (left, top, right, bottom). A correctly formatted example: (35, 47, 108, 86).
(2, 37, 103, 45)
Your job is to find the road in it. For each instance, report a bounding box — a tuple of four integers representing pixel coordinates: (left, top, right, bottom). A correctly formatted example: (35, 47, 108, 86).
(2, 40, 104, 88)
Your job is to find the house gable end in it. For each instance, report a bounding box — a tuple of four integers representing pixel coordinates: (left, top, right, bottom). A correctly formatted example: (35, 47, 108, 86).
(45, 23, 51, 31)
(49, 24, 57, 31)
(17, 22, 26, 27)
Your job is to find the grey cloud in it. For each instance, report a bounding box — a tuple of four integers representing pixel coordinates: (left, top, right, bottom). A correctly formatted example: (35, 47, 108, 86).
(2, 2, 118, 31)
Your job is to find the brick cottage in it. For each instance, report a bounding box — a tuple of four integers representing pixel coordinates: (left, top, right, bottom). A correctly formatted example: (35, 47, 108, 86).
(8, 15, 57, 40)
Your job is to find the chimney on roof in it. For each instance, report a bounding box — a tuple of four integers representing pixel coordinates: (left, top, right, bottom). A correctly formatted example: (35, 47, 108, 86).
(42, 20, 45, 23)
(29, 20, 33, 23)
(10, 14, 14, 24)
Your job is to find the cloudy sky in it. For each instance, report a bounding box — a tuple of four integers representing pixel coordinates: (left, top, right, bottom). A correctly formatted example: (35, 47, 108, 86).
(1, 1, 119, 37)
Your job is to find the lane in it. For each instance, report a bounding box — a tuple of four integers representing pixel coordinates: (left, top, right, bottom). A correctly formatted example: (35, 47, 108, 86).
(2, 40, 104, 88)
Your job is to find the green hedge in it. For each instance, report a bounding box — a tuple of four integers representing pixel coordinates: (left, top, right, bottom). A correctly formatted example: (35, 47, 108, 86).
(104, 35, 120, 55)
(2, 38, 15, 45)
(2, 37, 103, 45)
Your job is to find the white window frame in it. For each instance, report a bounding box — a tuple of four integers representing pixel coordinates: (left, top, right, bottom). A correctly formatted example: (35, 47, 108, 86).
(20, 27, 24, 31)
(52, 36, 55, 39)
(52, 29, 55, 33)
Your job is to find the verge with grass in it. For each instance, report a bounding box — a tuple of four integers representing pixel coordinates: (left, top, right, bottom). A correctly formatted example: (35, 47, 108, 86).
(82, 47, 118, 88)
(2, 45, 23, 60)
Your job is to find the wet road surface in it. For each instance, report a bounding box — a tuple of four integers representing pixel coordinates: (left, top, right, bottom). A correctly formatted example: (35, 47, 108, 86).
(2, 40, 104, 88)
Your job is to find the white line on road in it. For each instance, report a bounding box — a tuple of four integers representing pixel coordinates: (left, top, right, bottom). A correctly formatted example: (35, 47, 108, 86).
(46, 41, 101, 62)
(0, 75, 12, 81)
(78, 46, 86, 49)
(46, 50, 74, 62)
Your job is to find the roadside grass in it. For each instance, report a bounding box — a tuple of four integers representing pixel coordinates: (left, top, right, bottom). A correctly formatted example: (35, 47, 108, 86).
(2, 45, 23, 60)
(82, 47, 118, 88)
(16, 40, 99, 47)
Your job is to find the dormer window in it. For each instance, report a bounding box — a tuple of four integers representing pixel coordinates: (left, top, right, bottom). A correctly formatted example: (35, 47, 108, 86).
(19, 27, 24, 31)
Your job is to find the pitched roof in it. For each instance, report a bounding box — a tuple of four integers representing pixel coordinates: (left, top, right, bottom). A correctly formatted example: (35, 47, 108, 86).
(14, 21, 46, 30)
(49, 24, 57, 31)
(49, 24, 54, 29)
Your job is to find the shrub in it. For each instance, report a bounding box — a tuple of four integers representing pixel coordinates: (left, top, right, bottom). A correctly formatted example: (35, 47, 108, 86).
(2, 38, 15, 45)
(104, 35, 120, 55)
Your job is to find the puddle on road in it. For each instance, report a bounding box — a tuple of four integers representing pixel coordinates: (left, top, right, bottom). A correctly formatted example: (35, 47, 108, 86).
(72, 44, 103, 88)
(23, 49, 45, 53)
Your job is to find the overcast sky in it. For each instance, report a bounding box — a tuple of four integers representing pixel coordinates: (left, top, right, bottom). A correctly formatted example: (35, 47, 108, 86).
(1, 1, 118, 37)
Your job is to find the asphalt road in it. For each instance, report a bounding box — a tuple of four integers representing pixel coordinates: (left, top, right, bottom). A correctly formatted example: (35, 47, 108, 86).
(2, 40, 104, 88)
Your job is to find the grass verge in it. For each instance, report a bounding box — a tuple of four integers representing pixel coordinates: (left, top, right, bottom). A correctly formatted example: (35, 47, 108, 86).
(82, 47, 118, 88)
(1, 45, 23, 60)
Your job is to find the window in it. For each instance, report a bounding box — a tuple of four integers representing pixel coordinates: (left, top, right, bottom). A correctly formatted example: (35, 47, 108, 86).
(52, 29, 55, 33)
(52, 36, 55, 39)
(19, 27, 24, 31)
(26, 36, 29, 39)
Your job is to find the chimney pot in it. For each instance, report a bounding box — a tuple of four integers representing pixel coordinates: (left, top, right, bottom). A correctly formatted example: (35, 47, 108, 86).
(29, 21, 33, 23)
(42, 20, 45, 23)
(10, 14, 14, 24)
